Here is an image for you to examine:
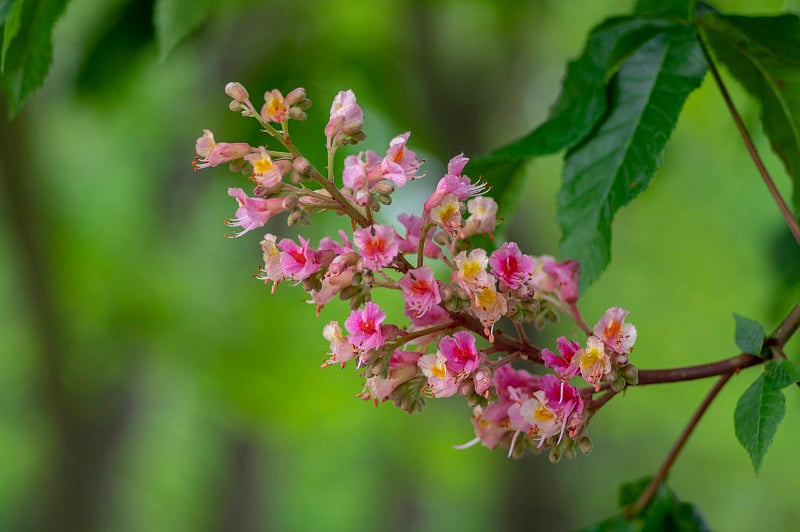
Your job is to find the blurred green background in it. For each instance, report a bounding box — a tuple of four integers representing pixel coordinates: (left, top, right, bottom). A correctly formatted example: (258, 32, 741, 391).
(1, 0, 799, 530)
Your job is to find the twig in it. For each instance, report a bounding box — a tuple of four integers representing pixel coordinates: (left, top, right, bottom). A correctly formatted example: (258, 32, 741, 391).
(698, 34, 800, 247)
(625, 373, 732, 518)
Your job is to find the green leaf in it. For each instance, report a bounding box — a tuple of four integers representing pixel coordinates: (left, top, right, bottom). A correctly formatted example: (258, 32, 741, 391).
(764, 358, 800, 388)
(557, 26, 707, 289)
(578, 476, 709, 532)
(733, 358, 799, 474)
(700, 12, 800, 215)
(1, 0, 23, 71)
(487, 17, 671, 162)
(154, 0, 214, 61)
(635, 0, 695, 20)
(733, 313, 766, 355)
(0, 0, 70, 117)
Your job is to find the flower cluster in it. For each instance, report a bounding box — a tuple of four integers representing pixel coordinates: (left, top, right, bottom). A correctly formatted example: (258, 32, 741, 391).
(195, 83, 638, 460)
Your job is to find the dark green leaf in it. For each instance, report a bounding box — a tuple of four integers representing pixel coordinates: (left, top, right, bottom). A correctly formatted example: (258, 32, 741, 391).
(700, 12, 800, 214)
(1, 0, 23, 71)
(734, 362, 793, 474)
(635, 0, 694, 20)
(578, 476, 709, 532)
(733, 313, 766, 355)
(557, 26, 707, 289)
(487, 17, 671, 162)
(764, 358, 800, 389)
(0, 0, 70, 117)
(154, 0, 214, 61)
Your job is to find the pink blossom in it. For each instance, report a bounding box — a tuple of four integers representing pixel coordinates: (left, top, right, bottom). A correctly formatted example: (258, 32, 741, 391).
(244, 147, 286, 189)
(574, 335, 612, 391)
(322, 321, 357, 367)
(439, 331, 481, 375)
(541, 336, 581, 380)
(429, 194, 463, 236)
(452, 249, 490, 295)
(398, 267, 441, 318)
(226, 188, 290, 237)
(353, 224, 399, 270)
(423, 153, 487, 211)
(278, 236, 322, 280)
(261, 89, 289, 123)
(594, 307, 637, 355)
(318, 230, 353, 255)
(194, 130, 251, 169)
(344, 302, 387, 351)
(471, 284, 507, 341)
(543, 259, 580, 304)
(418, 352, 458, 397)
(342, 151, 381, 191)
(257, 233, 285, 289)
(461, 197, 498, 238)
(397, 214, 442, 258)
(489, 242, 534, 291)
(325, 90, 364, 146)
(364, 350, 422, 401)
(380, 132, 420, 187)
(310, 268, 355, 315)
(540, 374, 584, 419)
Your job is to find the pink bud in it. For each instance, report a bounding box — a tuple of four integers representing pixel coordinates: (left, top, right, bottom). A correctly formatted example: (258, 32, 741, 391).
(225, 82, 249, 102)
(286, 87, 307, 105)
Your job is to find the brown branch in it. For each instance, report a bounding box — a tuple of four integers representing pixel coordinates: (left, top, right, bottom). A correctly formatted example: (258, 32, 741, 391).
(625, 373, 732, 518)
(698, 32, 800, 247)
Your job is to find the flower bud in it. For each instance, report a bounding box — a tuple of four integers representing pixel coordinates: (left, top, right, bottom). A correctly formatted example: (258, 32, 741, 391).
(564, 447, 576, 460)
(578, 436, 593, 454)
(459, 380, 475, 397)
(288, 108, 307, 121)
(286, 87, 307, 105)
(225, 82, 249, 102)
(377, 194, 392, 206)
(621, 364, 639, 385)
(293, 156, 310, 174)
(610, 374, 626, 392)
(548, 447, 562, 464)
(372, 182, 394, 196)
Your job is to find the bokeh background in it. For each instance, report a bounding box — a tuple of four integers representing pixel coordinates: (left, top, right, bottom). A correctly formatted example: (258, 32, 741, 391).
(1, 0, 799, 530)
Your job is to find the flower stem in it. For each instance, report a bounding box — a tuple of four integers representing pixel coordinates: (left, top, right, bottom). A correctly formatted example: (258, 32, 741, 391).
(625, 373, 732, 518)
(698, 33, 800, 247)
(568, 301, 592, 336)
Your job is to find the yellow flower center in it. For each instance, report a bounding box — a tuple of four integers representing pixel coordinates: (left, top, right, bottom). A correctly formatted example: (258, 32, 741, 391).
(534, 404, 554, 423)
(475, 287, 497, 309)
(432, 361, 447, 379)
(580, 346, 604, 370)
(254, 156, 275, 175)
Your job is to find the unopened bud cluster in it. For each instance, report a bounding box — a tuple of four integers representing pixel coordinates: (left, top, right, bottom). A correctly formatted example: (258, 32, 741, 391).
(195, 83, 639, 459)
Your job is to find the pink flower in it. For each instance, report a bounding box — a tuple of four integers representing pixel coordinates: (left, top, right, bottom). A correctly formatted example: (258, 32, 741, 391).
(309, 268, 355, 315)
(322, 321, 357, 367)
(278, 236, 322, 280)
(470, 284, 507, 342)
(594, 307, 637, 355)
(541, 336, 581, 380)
(397, 214, 442, 258)
(353, 224, 399, 270)
(439, 331, 481, 375)
(318, 230, 353, 255)
(344, 302, 387, 351)
(226, 188, 290, 237)
(325, 90, 364, 146)
(364, 350, 422, 401)
(543, 259, 580, 304)
(429, 194, 463, 236)
(461, 197, 498, 238)
(423, 153, 487, 211)
(244, 147, 287, 189)
(574, 335, 612, 391)
(489, 242, 534, 291)
(398, 267, 441, 318)
(380, 132, 420, 187)
(256, 233, 285, 289)
(452, 249, 490, 295)
(261, 89, 289, 123)
(194, 130, 251, 169)
(418, 352, 458, 398)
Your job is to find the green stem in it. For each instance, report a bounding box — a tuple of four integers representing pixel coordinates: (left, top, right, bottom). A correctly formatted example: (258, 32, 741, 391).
(698, 33, 800, 247)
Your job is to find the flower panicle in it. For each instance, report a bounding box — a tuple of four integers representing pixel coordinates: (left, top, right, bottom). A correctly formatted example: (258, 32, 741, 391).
(195, 83, 639, 459)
